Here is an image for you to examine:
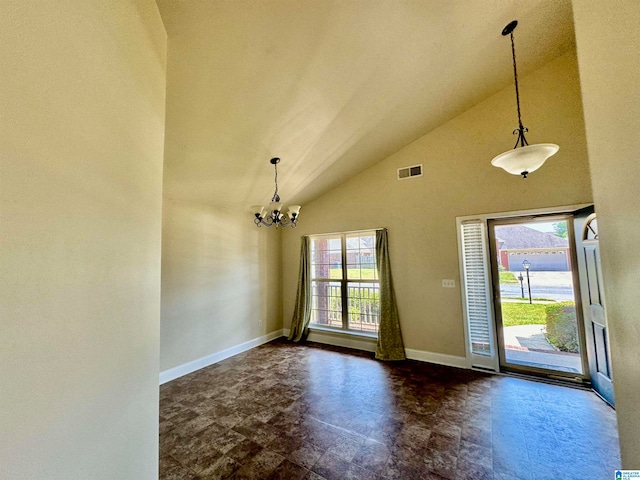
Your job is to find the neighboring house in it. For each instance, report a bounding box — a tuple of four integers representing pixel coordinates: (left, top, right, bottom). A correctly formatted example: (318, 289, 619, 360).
(495, 226, 571, 271)
(313, 235, 375, 271)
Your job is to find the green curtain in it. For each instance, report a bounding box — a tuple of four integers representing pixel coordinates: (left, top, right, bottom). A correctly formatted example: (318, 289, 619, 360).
(288, 236, 312, 342)
(375, 228, 406, 361)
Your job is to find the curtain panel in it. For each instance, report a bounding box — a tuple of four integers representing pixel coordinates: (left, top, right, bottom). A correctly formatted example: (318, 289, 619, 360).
(288, 236, 312, 342)
(375, 228, 406, 361)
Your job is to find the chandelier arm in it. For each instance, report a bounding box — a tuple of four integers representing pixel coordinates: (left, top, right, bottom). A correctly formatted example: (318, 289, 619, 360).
(262, 215, 275, 227)
(278, 215, 298, 228)
(279, 216, 291, 227)
(254, 211, 299, 228)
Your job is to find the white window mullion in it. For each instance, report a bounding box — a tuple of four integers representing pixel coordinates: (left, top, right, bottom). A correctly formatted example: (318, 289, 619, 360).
(458, 220, 498, 371)
(341, 234, 348, 330)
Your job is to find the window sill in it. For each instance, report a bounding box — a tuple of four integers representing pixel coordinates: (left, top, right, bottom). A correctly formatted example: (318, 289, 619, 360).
(308, 325, 378, 340)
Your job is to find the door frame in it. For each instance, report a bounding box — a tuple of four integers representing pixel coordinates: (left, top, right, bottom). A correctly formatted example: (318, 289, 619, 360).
(487, 214, 591, 383)
(457, 203, 592, 373)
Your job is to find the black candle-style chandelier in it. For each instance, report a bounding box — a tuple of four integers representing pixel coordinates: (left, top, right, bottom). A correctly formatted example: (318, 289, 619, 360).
(491, 20, 559, 178)
(251, 157, 301, 228)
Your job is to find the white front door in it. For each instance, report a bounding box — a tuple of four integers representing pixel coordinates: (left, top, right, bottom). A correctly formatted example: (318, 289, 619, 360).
(574, 208, 615, 406)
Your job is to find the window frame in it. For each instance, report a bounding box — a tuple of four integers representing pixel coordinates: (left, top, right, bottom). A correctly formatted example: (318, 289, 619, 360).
(309, 230, 380, 336)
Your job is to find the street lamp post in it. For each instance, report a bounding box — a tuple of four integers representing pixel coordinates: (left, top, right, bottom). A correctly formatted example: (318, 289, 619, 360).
(518, 272, 525, 298)
(522, 259, 532, 304)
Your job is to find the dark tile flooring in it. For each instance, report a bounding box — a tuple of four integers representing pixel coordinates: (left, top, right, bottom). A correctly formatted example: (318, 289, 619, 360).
(159, 339, 620, 480)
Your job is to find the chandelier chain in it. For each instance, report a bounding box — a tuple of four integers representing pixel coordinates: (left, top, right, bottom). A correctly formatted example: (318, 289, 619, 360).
(271, 162, 280, 202)
(510, 31, 523, 131)
(509, 30, 529, 148)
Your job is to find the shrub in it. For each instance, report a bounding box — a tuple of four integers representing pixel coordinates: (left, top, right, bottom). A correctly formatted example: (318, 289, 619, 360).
(544, 301, 579, 353)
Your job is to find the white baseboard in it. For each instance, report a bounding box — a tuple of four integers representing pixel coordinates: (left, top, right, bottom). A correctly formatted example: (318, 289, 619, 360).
(159, 329, 284, 385)
(284, 328, 468, 369)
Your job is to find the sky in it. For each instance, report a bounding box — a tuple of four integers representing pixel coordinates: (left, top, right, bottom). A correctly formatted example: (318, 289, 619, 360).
(525, 221, 558, 233)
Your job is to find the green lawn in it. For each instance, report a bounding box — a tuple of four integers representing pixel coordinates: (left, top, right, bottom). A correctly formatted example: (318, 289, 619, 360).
(330, 268, 376, 280)
(503, 296, 557, 302)
(501, 302, 547, 326)
(499, 271, 519, 284)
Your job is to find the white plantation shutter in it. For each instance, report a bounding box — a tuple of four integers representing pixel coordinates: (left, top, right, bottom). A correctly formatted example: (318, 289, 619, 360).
(460, 220, 496, 369)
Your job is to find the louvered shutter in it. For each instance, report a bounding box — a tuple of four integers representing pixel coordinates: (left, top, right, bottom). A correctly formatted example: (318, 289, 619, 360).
(460, 221, 494, 363)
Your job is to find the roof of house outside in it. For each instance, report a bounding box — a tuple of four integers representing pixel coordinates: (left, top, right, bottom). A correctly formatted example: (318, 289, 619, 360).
(346, 235, 375, 250)
(495, 225, 569, 249)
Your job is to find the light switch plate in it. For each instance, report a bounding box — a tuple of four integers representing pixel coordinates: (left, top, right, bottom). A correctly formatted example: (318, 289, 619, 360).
(442, 279, 456, 288)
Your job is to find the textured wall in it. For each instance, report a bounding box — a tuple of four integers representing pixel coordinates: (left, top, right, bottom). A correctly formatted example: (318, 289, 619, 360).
(573, 0, 640, 467)
(0, 1, 166, 478)
(282, 51, 592, 358)
(160, 199, 283, 372)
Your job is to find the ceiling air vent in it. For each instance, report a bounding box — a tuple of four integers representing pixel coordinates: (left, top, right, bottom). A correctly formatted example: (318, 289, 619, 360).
(397, 164, 423, 180)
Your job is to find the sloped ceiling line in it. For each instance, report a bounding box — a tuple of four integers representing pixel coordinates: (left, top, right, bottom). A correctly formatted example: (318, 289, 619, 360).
(157, 0, 575, 209)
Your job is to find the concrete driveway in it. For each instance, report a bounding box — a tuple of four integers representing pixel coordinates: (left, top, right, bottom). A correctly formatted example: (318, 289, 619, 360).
(501, 271, 575, 302)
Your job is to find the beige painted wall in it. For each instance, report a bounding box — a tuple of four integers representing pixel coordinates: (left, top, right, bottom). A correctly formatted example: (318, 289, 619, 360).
(573, 0, 640, 468)
(160, 198, 282, 371)
(283, 51, 592, 357)
(0, 1, 166, 479)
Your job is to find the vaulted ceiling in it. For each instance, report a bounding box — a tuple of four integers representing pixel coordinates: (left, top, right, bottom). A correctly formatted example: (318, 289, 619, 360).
(156, 0, 575, 209)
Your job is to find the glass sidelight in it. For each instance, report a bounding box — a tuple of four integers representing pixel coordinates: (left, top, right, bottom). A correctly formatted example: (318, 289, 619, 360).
(488, 216, 589, 381)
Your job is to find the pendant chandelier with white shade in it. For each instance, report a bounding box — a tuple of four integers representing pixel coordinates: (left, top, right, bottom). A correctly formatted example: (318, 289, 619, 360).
(491, 20, 559, 179)
(251, 157, 301, 228)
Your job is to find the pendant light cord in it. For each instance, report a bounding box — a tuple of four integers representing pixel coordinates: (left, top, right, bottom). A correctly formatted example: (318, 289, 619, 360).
(510, 30, 529, 148)
(271, 162, 280, 202)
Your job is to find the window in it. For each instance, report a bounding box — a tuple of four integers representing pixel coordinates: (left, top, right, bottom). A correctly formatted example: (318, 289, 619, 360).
(309, 231, 379, 334)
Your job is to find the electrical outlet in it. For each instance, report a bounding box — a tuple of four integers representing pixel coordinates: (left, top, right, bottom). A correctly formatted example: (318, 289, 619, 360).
(258, 319, 263, 327)
(442, 279, 456, 288)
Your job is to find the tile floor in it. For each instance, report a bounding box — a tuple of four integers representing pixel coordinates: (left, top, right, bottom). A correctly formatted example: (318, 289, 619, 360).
(159, 339, 620, 480)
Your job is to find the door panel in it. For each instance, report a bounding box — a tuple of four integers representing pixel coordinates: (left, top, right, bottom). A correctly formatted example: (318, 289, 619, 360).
(585, 246, 602, 308)
(593, 323, 610, 378)
(574, 209, 615, 406)
(488, 215, 589, 381)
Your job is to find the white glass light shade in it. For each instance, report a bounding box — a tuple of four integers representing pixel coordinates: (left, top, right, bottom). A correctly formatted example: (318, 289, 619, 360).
(287, 205, 301, 217)
(491, 143, 559, 176)
(269, 201, 283, 213)
(250, 205, 265, 217)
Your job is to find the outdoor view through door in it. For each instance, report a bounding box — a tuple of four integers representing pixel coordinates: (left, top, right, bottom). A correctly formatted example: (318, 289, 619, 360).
(309, 231, 380, 334)
(491, 218, 586, 378)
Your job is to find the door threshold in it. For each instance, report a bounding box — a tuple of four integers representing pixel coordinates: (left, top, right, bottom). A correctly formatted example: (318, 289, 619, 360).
(498, 370, 591, 391)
